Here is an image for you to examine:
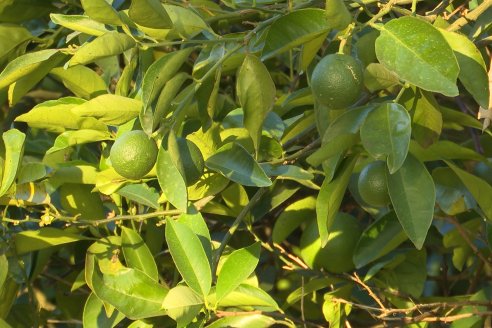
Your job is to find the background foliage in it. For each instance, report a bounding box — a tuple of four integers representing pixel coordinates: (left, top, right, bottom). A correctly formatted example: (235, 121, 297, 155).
(1, 0, 492, 327)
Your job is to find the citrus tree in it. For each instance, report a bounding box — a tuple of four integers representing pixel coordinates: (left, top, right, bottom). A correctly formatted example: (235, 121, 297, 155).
(1, 0, 492, 326)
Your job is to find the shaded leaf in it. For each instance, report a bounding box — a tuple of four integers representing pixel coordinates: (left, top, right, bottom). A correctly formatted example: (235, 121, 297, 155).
(129, 0, 172, 29)
(386, 155, 435, 249)
(0, 129, 25, 197)
(117, 183, 159, 209)
(163, 286, 203, 327)
(121, 226, 159, 281)
(83, 293, 125, 328)
(14, 228, 90, 254)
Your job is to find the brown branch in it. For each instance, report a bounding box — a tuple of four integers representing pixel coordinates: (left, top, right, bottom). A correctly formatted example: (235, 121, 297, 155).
(444, 217, 492, 268)
(349, 272, 387, 310)
(447, 0, 492, 32)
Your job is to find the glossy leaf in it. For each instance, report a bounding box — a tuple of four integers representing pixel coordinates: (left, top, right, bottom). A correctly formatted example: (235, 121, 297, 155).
(17, 163, 46, 184)
(262, 9, 329, 60)
(363, 63, 400, 92)
(237, 55, 276, 153)
(353, 212, 408, 268)
(85, 254, 168, 320)
(446, 161, 492, 222)
(129, 0, 172, 29)
(15, 97, 107, 133)
(206, 142, 271, 187)
(260, 163, 314, 181)
(71, 94, 141, 125)
(164, 4, 212, 40)
(440, 29, 489, 108)
(215, 284, 279, 310)
(360, 102, 411, 173)
(165, 219, 211, 297)
(0, 49, 58, 90)
(163, 286, 203, 327)
(205, 315, 275, 328)
(69, 32, 135, 66)
(46, 129, 111, 155)
(121, 227, 159, 281)
(433, 167, 475, 216)
(50, 14, 110, 36)
(14, 228, 90, 254)
(50, 66, 107, 99)
(216, 242, 261, 302)
(117, 183, 159, 209)
(0, 129, 25, 197)
(83, 293, 125, 328)
(156, 142, 188, 211)
(375, 16, 459, 96)
(80, 0, 122, 25)
(386, 155, 436, 249)
(317, 156, 357, 247)
(177, 209, 212, 267)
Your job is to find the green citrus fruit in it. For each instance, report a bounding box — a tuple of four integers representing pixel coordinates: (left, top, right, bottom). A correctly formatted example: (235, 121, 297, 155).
(311, 53, 363, 109)
(110, 130, 158, 180)
(474, 159, 492, 184)
(358, 161, 390, 207)
(300, 213, 362, 273)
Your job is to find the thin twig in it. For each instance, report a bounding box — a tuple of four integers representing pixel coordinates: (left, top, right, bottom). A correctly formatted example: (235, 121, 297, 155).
(447, 0, 492, 32)
(350, 272, 387, 310)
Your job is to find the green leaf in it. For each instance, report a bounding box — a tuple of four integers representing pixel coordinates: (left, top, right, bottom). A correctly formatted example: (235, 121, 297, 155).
(121, 226, 159, 281)
(0, 129, 25, 197)
(317, 156, 357, 247)
(386, 155, 436, 249)
(50, 66, 107, 99)
(69, 32, 136, 66)
(14, 227, 90, 254)
(375, 16, 459, 96)
(0, 25, 31, 64)
(50, 14, 110, 36)
(440, 29, 489, 108)
(215, 284, 279, 310)
(15, 97, 107, 133)
(307, 106, 373, 166)
(0, 49, 58, 90)
(0, 254, 7, 291)
(0, 0, 54, 23)
(163, 286, 203, 327)
(433, 167, 475, 216)
(360, 102, 411, 174)
(46, 129, 111, 155)
(205, 315, 275, 328)
(163, 4, 212, 40)
(165, 219, 211, 297)
(272, 196, 316, 243)
(446, 161, 492, 222)
(363, 63, 400, 92)
(353, 212, 408, 268)
(83, 293, 125, 328)
(206, 142, 271, 187)
(401, 87, 443, 148)
(262, 9, 329, 60)
(237, 55, 276, 154)
(80, 0, 122, 25)
(167, 134, 205, 186)
(71, 94, 141, 125)
(129, 0, 172, 29)
(117, 183, 159, 209)
(85, 254, 168, 320)
(410, 140, 484, 162)
(216, 242, 261, 303)
(325, 0, 351, 30)
(156, 142, 188, 211)
(177, 209, 212, 268)
(260, 163, 314, 181)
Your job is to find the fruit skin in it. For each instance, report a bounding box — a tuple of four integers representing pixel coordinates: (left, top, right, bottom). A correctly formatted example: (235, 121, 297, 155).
(311, 53, 363, 109)
(300, 213, 362, 273)
(358, 160, 391, 207)
(110, 130, 158, 180)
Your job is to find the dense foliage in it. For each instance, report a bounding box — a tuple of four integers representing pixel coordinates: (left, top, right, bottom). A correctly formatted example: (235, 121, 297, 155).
(1, 0, 492, 327)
